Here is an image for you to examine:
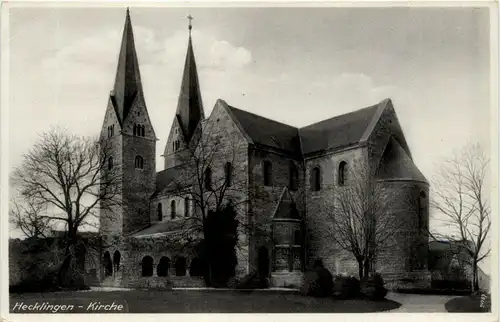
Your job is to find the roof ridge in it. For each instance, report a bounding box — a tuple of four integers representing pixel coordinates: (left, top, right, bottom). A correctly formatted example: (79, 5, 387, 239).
(227, 105, 299, 130)
(300, 102, 382, 130)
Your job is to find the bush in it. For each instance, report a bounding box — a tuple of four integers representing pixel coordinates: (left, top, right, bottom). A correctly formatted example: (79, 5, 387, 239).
(360, 273, 387, 300)
(300, 260, 333, 297)
(333, 275, 360, 299)
(233, 271, 269, 289)
(431, 279, 470, 290)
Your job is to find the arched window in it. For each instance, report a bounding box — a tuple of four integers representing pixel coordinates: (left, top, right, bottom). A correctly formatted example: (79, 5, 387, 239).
(157, 257, 170, 277)
(338, 161, 347, 186)
(225, 162, 233, 187)
(263, 161, 272, 186)
(113, 250, 121, 272)
(184, 198, 190, 217)
(141, 256, 153, 277)
(311, 167, 321, 191)
(170, 200, 176, 219)
(141, 125, 145, 137)
(175, 257, 187, 276)
(134, 124, 138, 136)
(157, 203, 163, 221)
(108, 157, 113, 170)
(103, 251, 112, 277)
(289, 163, 298, 191)
(135, 156, 144, 169)
(204, 167, 212, 191)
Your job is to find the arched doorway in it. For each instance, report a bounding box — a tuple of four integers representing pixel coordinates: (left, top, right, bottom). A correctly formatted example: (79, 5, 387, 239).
(157, 257, 170, 277)
(189, 257, 204, 277)
(113, 250, 121, 272)
(141, 256, 154, 277)
(103, 251, 112, 277)
(258, 247, 270, 278)
(175, 257, 187, 276)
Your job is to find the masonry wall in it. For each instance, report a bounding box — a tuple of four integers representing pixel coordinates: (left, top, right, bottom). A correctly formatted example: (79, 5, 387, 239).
(248, 147, 306, 275)
(304, 146, 368, 275)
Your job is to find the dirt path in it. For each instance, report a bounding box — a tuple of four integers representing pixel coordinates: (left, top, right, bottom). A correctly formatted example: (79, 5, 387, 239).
(386, 292, 457, 312)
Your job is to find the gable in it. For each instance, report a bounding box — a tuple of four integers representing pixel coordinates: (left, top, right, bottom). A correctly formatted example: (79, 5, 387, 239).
(121, 94, 156, 140)
(100, 97, 121, 138)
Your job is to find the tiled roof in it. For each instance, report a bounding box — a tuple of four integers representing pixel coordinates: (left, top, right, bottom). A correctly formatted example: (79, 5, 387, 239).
(226, 105, 302, 157)
(299, 102, 384, 155)
(375, 137, 427, 183)
(130, 220, 185, 238)
(154, 166, 184, 196)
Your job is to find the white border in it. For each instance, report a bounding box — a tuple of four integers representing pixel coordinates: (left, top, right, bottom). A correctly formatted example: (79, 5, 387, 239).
(1, 1, 498, 322)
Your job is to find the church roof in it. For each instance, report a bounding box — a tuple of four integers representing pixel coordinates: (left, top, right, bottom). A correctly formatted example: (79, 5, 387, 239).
(222, 99, 391, 156)
(225, 105, 302, 157)
(175, 33, 205, 143)
(272, 187, 301, 220)
(375, 137, 427, 183)
(154, 166, 185, 196)
(299, 100, 387, 155)
(130, 220, 185, 238)
(111, 8, 145, 124)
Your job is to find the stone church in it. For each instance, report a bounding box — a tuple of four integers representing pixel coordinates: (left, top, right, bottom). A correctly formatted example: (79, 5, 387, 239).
(96, 9, 430, 289)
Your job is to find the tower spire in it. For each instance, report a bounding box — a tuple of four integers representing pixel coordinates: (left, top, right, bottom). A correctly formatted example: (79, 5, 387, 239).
(175, 14, 205, 143)
(111, 8, 145, 123)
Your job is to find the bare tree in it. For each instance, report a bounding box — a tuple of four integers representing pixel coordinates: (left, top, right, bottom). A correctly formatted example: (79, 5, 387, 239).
(431, 143, 491, 291)
(324, 161, 401, 279)
(11, 128, 122, 285)
(9, 197, 52, 239)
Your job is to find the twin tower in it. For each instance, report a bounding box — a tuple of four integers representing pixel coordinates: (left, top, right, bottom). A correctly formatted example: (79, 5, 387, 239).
(99, 9, 204, 235)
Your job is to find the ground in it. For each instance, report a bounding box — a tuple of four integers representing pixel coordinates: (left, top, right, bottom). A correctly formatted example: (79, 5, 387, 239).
(386, 292, 458, 312)
(10, 289, 400, 313)
(444, 293, 491, 313)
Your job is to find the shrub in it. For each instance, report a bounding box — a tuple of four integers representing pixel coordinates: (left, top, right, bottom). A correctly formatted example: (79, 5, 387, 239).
(431, 279, 470, 290)
(300, 260, 333, 297)
(233, 271, 269, 289)
(360, 273, 387, 300)
(333, 275, 360, 299)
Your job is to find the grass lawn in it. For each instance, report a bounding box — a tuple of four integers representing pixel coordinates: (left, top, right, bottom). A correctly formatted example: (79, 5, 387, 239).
(10, 290, 401, 313)
(445, 294, 491, 313)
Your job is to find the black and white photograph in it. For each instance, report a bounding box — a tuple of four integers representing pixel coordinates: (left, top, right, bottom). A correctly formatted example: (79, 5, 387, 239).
(1, 1, 497, 317)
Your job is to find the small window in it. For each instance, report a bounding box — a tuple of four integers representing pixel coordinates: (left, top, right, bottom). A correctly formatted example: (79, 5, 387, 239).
(108, 157, 113, 170)
(184, 198, 190, 217)
(135, 156, 144, 169)
(170, 200, 176, 219)
(338, 161, 347, 186)
(205, 167, 212, 190)
(133, 124, 137, 136)
(263, 161, 272, 186)
(225, 162, 233, 187)
(157, 203, 163, 221)
(141, 125, 145, 137)
(289, 163, 298, 191)
(311, 167, 321, 191)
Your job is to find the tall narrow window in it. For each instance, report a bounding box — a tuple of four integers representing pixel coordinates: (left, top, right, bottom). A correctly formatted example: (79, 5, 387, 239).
(338, 161, 347, 186)
(263, 161, 272, 186)
(133, 124, 137, 136)
(108, 157, 113, 170)
(135, 156, 144, 169)
(184, 198, 190, 217)
(157, 203, 163, 221)
(141, 125, 145, 137)
(205, 167, 212, 190)
(225, 162, 233, 187)
(289, 163, 298, 191)
(170, 200, 176, 219)
(311, 167, 321, 191)
(111, 124, 114, 136)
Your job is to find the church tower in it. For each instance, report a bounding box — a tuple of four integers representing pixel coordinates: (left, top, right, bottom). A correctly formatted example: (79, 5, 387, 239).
(163, 16, 205, 169)
(100, 9, 156, 236)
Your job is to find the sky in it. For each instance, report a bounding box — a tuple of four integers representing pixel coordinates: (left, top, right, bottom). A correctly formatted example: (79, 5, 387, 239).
(6, 6, 494, 270)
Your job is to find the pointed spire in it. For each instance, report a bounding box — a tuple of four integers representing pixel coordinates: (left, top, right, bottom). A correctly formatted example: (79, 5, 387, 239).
(111, 8, 145, 123)
(176, 15, 205, 143)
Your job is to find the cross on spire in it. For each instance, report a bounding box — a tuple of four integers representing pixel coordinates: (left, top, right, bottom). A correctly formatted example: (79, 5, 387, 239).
(187, 14, 193, 34)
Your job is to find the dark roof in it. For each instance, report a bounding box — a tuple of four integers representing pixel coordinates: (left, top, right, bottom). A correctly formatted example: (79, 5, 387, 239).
(176, 35, 205, 143)
(111, 8, 146, 124)
(131, 221, 185, 237)
(273, 188, 301, 220)
(154, 166, 184, 196)
(226, 105, 302, 156)
(375, 137, 427, 183)
(299, 102, 384, 155)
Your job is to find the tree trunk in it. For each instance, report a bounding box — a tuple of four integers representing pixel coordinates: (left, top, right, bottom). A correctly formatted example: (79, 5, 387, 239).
(357, 260, 364, 279)
(472, 260, 479, 292)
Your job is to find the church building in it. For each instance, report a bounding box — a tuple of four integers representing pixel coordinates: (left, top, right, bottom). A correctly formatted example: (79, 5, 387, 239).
(97, 9, 430, 289)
